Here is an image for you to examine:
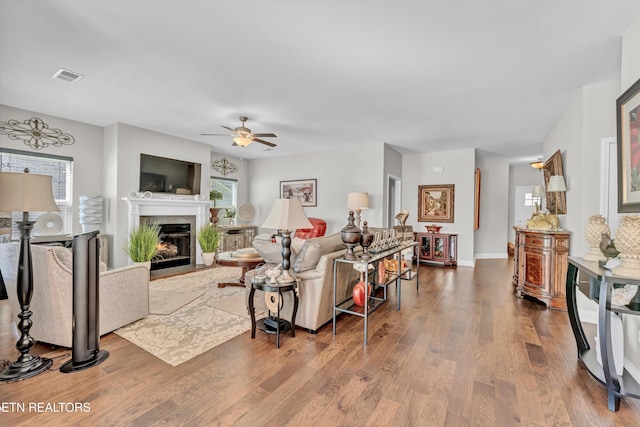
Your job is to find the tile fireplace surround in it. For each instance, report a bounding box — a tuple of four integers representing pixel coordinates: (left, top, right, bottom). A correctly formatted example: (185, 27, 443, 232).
(123, 196, 210, 266)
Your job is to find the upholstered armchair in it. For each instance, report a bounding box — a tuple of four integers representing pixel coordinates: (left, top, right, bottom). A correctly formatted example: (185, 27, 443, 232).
(0, 242, 149, 348)
(294, 217, 327, 239)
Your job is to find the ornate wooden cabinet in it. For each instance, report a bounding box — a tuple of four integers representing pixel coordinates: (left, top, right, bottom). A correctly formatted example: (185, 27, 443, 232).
(218, 225, 257, 252)
(414, 232, 457, 267)
(513, 227, 570, 310)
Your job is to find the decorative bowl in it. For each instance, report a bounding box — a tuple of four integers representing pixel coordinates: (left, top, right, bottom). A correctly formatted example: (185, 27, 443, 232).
(425, 224, 442, 233)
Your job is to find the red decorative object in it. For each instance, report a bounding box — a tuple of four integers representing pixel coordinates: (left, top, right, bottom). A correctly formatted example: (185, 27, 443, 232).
(352, 280, 373, 307)
(378, 261, 386, 284)
(294, 217, 327, 239)
(425, 224, 442, 233)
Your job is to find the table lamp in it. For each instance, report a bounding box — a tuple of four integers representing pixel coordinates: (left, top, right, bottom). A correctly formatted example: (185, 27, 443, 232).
(0, 170, 60, 382)
(347, 192, 369, 229)
(547, 176, 566, 216)
(261, 199, 312, 283)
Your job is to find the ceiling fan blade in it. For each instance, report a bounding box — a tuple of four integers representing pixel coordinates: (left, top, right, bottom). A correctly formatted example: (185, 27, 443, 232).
(253, 138, 277, 148)
(252, 133, 277, 138)
(201, 133, 231, 136)
(221, 125, 235, 132)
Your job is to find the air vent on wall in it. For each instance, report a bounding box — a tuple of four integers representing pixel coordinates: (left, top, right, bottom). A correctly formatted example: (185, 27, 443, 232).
(51, 68, 84, 83)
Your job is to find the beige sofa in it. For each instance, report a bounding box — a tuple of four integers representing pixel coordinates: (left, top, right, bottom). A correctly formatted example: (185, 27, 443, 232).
(247, 232, 361, 333)
(0, 242, 149, 348)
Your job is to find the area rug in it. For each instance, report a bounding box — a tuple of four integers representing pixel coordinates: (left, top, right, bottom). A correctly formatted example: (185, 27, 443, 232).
(149, 290, 205, 315)
(115, 267, 259, 366)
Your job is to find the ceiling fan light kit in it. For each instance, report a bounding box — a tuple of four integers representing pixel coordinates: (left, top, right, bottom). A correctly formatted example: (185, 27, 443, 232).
(202, 116, 277, 148)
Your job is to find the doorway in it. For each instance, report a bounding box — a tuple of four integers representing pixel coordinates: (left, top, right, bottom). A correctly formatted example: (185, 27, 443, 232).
(514, 186, 539, 228)
(387, 174, 401, 228)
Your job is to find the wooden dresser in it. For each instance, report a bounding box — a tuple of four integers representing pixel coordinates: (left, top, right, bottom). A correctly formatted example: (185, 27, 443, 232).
(513, 227, 570, 311)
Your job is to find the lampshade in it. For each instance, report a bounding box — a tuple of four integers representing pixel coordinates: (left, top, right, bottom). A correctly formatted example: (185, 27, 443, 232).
(532, 185, 545, 198)
(347, 192, 369, 210)
(261, 198, 312, 230)
(547, 176, 567, 192)
(233, 137, 253, 147)
(0, 172, 60, 213)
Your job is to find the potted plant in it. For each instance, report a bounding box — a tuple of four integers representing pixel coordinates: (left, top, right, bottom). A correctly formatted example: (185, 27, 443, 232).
(124, 223, 160, 269)
(224, 207, 236, 225)
(197, 223, 220, 266)
(209, 190, 223, 224)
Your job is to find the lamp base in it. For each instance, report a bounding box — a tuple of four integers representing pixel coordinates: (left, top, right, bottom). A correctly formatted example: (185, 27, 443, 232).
(60, 350, 109, 373)
(277, 270, 297, 284)
(0, 355, 53, 383)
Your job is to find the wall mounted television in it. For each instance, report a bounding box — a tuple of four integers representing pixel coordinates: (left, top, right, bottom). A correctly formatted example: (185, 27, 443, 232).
(139, 154, 202, 195)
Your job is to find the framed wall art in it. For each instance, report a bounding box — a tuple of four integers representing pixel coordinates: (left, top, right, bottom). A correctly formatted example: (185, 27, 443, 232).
(280, 179, 317, 207)
(543, 150, 566, 215)
(617, 77, 640, 212)
(418, 184, 454, 223)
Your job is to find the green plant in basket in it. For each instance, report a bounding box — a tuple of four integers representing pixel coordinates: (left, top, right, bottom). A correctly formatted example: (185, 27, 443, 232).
(124, 223, 160, 262)
(197, 223, 220, 253)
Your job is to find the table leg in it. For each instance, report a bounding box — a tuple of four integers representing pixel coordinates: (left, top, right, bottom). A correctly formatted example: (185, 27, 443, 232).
(218, 266, 250, 288)
(249, 286, 256, 339)
(276, 288, 281, 349)
(291, 289, 298, 338)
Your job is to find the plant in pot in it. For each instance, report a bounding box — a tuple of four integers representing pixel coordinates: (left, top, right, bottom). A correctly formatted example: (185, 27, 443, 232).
(209, 190, 223, 224)
(224, 207, 236, 225)
(197, 223, 220, 266)
(124, 222, 160, 270)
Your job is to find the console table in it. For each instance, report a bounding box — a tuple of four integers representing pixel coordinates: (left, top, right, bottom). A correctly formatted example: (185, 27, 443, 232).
(333, 242, 418, 345)
(566, 257, 640, 411)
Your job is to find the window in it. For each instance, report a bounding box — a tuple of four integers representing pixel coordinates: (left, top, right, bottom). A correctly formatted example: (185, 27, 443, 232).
(524, 192, 538, 207)
(210, 177, 237, 210)
(0, 148, 73, 238)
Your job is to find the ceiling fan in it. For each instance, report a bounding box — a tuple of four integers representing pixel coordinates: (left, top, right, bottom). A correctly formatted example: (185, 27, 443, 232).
(201, 116, 277, 148)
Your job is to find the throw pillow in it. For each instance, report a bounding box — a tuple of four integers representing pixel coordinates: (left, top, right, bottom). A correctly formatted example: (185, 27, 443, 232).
(253, 239, 297, 265)
(293, 233, 344, 273)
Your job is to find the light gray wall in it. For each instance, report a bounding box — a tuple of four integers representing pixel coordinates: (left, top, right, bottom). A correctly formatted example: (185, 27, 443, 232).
(383, 143, 403, 226)
(402, 148, 476, 266)
(247, 144, 385, 235)
(475, 153, 509, 258)
(0, 104, 104, 235)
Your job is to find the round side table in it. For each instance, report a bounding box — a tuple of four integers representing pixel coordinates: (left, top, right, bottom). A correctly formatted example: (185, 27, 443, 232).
(249, 278, 298, 349)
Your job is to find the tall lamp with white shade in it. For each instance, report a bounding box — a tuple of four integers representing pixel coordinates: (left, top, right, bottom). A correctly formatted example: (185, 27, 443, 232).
(0, 170, 60, 382)
(347, 192, 369, 229)
(261, 199, 312, 284)
(532, 185, 545, 214)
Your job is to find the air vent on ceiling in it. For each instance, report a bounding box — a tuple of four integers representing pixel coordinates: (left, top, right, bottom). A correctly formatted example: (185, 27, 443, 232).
(51, 68, 84, 83)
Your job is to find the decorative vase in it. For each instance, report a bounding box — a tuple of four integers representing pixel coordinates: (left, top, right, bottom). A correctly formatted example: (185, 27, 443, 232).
(341, 211, 361, 260)
(614, 215, 640, 276)
(352, 279, 373, 307)
(378, 260, 386, 284)
(209, 208, 220, 224)
(201, 252, 215, 267)
(584, 215, 609, 261)
(79, 195, 103, 233)
(359, 221, 374, 260)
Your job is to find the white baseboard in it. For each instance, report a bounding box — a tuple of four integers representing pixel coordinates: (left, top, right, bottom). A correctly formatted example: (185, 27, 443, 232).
(458, 259, 475, 267)
(475, 252, 508, 259)
(625, 357, 640, 384)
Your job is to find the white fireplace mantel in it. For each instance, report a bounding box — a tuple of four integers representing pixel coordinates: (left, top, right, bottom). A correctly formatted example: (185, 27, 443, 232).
(123, 196, 211, 263)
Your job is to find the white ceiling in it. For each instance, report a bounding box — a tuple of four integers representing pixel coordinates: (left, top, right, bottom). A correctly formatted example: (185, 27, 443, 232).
(2, 1, 640, 163)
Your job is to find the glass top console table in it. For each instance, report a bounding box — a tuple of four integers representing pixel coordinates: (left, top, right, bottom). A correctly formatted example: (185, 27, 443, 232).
(333, 241, 418, 345)
(566, 257, 640, 411)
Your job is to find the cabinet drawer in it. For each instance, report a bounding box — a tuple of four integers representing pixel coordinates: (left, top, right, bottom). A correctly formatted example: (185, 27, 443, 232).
(524, 234, 552, 249)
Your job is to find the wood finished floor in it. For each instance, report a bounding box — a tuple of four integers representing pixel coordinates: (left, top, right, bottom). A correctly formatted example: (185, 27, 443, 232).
(2, 259, 640, 426)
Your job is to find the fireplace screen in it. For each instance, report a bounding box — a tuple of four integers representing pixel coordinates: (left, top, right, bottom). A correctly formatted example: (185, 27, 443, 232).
(152, 223, 191, 270)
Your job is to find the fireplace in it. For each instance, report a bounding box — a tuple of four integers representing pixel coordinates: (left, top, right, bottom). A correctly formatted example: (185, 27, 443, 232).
(124, 196, 210, 269)
(140, 215, 197, 271)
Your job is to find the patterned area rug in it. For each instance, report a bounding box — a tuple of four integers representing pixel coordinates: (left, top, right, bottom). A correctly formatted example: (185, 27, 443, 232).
(115, 267, 258, 366)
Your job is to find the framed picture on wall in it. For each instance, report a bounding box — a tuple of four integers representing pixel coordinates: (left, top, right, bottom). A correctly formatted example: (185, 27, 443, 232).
(280, 179, 317, 207)
(617, 77, 640, 212)
(543, 150, 566, 215)
(418, 184, 454, 223)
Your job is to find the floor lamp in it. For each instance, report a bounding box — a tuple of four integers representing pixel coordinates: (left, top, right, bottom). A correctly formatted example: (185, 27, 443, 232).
(0, 170, 60, 382)
(261, 199, 312, 284)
